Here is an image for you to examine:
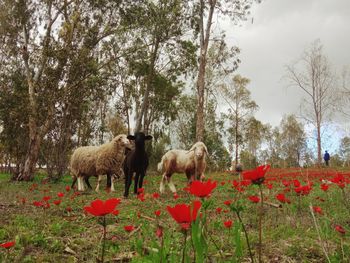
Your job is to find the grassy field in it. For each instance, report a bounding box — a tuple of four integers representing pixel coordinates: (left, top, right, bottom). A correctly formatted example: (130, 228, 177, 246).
(0, 168, 349, 262)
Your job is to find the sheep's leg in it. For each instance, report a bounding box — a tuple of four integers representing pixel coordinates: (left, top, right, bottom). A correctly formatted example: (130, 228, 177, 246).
(77, 176, 81, 191)
(134, 172, 140, 194)
(84, 176, 93, 190)
(71, 176, 77, 189)
(167, 176, 177, 193)
(95, 175, 101, 192)
(106, 173, 112, 192)
(111, 176, 115, 192)
(78, 176, 85, 191)
(124, 172, 133, 198)
(160, 174, 167, 193)
(138, 172, 145, 189)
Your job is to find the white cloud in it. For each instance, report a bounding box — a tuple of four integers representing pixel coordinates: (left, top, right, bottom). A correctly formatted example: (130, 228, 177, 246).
(220, 0, 350, 132)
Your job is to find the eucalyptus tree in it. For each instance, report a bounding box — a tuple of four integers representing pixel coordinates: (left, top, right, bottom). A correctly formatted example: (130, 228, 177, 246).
(286, 40, 338, 165)
(191, 0, 261, 142)
(262, 125, 283, 167)
(221, 75, 258, 165)
(121, 0, 197, 133)
(339, 136, 350, 166)
(0, 0, 128, 180)
(279, 114, 307, 167)
(243, 117, 266, 161)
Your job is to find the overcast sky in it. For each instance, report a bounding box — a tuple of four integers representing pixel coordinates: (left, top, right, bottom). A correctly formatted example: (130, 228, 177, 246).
(222, 0, 350, 130)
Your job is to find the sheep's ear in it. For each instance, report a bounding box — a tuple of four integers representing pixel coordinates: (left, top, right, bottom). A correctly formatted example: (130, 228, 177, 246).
(127, 135, 135, 140)
(145, 135, 153, 140)
(204, 145, 209, 156)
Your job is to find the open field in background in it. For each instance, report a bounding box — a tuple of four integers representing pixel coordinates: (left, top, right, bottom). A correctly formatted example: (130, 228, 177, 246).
(0, 168, 349, 262)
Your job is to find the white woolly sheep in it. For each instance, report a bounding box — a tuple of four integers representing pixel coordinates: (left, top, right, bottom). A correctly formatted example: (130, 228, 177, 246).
(157, 141, 209, 193)
(70, 134, 130, 192)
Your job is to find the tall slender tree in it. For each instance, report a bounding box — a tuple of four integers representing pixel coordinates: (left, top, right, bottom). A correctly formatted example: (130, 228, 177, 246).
(221, 75, 258, 165)
(286, 40, 338, 165)
(193, 0, 260, 141)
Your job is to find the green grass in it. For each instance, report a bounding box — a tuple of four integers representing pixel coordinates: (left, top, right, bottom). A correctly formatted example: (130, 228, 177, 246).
(0, 170, 349, 262)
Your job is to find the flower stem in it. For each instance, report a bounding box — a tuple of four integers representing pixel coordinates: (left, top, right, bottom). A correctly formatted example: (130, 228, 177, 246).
(236, 211, 254, 263)
(101, 216, 107, 263)
(182, 230, 187, 263)
(258, 185, 264, 263)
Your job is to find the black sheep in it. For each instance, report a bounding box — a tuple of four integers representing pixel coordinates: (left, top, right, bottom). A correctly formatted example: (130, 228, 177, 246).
(123, 132, 152, 197)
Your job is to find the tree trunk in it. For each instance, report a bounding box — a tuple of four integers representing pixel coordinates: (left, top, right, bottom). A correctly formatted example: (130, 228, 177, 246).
(195, 0, 216, 142)
(135, 37, 160, 133)
(316, 123, 322, 165)
(17, 132, 41, 181)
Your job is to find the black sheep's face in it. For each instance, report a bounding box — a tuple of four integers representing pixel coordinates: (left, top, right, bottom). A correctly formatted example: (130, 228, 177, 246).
(127, 132, 152, 147)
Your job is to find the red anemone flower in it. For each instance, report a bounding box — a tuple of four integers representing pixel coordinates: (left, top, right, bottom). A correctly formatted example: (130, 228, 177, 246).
(154, 210, 161, 217)
(276, 193, 291, 204)
(224, 220, 233, 228)
(0, 241, 15, 249)
(53, 200, 62, 206)
(335, 225, 346, 235)
(33, 201, 43, 207)
(216, 207, 223, 214)
(124, 225, 135, 232)
(156, 226, 163, 238)
(173, 192, 179, 200)
(43, 196, 51, 201)
(84, 198, 121, 217)
(57, 192, 64, 198)
(320, 184, 329, 191)
(248, 195, 260, 203)
(313, 206, 323, 215)
(167, 201, 201, 228)
(224, 200, 232, 206)
(112, 210, 119, 216)
(242, 164, 270, 185)
(65, 186, 71, 192)
(188, 180, 217, 198)
(153, 192, 160, 199)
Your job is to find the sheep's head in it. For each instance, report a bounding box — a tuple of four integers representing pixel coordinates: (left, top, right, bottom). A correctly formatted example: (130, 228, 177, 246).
(189, 142, 209, 160)
(127, 132, 152, 148)
(114, 134, 131, 148)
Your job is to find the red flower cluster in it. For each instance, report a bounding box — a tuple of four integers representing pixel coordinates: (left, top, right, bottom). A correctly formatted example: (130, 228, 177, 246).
(188, 180, 217, 198)
(243, 164, 270, 185)
(294, 185, 312, 196)
(167, 201, 201, 230)
(84, 198, 121, 217)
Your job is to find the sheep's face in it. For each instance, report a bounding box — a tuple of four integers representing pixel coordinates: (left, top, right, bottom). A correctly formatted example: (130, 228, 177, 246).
(127, 132, 152, 148)
(190, 142, 208, 160)
(194, 146, 206, 160)
(116, 134, 131, 148)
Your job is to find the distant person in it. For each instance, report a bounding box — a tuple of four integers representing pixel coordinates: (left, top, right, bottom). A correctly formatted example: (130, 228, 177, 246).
(324, 150, 330, 166)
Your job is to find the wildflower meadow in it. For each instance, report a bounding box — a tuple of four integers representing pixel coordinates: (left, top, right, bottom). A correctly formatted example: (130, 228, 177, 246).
(0, 166, 349, 262)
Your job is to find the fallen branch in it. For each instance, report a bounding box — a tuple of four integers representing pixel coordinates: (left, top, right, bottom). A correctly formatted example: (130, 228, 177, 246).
(264, 201, 282, 209)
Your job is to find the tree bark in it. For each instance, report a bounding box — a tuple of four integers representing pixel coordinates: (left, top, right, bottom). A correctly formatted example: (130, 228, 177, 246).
(195, 0, 216, 142)
(135, 37, 160, 133)
(18, 131, 42, 181)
